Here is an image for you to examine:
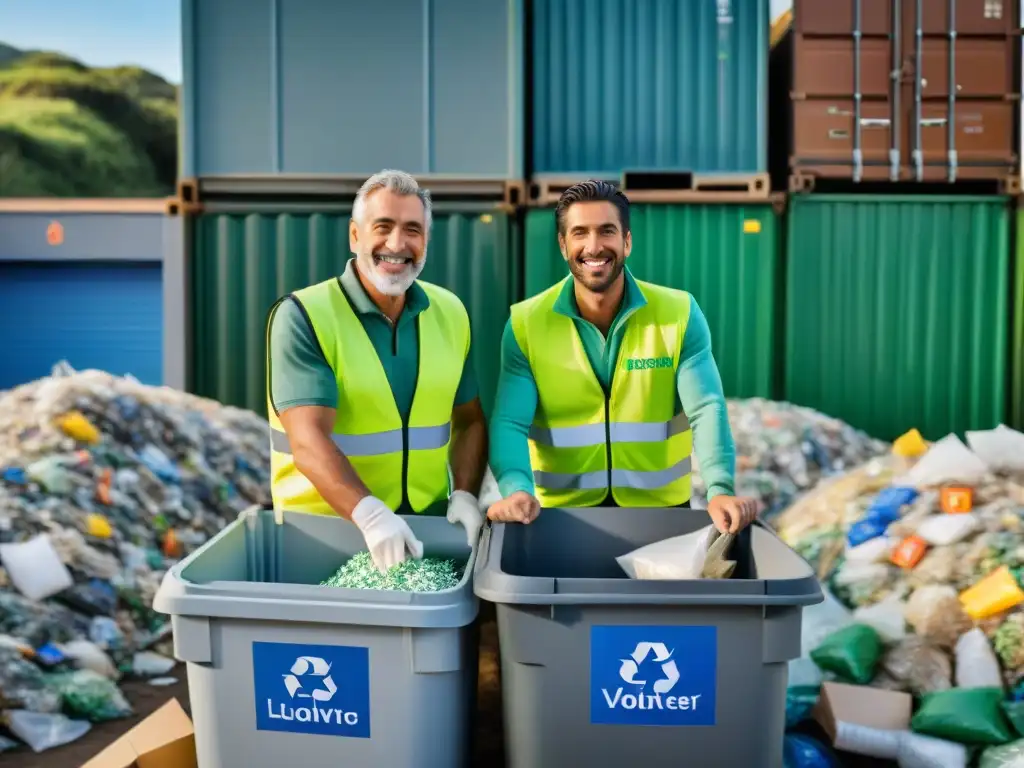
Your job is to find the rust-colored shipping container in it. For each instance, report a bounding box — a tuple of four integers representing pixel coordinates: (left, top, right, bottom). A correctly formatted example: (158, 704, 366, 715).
(788, 0, 1019, 189)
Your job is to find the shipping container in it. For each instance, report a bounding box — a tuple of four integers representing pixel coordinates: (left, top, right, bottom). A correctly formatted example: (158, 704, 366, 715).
(785, 195, 1010, 441)
(787, 0, 1019, 187)
(530, 0, 769, 177)
(189, 206, 519, 417)
(1013, 205, 1024, 431)
(523, 203, 780, 399)
(0, 201, 186, 392)
(180, 0, 523, 178)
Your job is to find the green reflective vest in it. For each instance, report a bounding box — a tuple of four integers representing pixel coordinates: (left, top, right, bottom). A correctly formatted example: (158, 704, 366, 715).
(267, 277, 470, 515)
(510, 277, 693, 507)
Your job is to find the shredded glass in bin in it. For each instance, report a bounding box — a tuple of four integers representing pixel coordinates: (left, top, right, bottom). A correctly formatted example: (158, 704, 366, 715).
(320, 552, 464, 592)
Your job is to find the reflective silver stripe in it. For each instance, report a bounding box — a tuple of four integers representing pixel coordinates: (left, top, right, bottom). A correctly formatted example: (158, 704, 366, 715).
(529, 412, 691, 448)
(534, 457, 692, 492)
(269, 423, 450, 457)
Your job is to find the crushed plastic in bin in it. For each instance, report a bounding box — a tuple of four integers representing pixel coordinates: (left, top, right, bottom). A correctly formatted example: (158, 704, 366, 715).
(0, 364, 272, 750)
(321, 551, 462, 592)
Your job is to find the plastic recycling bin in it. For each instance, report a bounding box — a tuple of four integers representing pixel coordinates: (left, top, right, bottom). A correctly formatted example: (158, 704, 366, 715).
(153, 507, 479, 768)
(473, 507, 823, 768)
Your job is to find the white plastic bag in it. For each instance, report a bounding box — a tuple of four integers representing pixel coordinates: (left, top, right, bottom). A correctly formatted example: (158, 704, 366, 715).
(5, 711, 91, 753)
(966, 425, 1024, 473)
(901, 435, 989, 488)
(854, 596, 908, 643)
(616, 525, 714, 580)
(897, 732, 968, 768)
(915, 514, 979, 546)
(59, 640, 118, 680)
(846, 536, 896, 564)
(834, 723, 902, 759)
(954, 628, 1003, 689)
(0, 534, 73, 601)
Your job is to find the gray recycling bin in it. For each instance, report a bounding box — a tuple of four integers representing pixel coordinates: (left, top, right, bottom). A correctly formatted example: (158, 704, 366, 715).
(153, 507, 479, 768)
(473, 507, 823, 768)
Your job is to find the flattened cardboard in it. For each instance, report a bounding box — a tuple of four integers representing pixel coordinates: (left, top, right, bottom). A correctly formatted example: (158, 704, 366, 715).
(79, 698, 196, 768)
(812, 681, 913, 741)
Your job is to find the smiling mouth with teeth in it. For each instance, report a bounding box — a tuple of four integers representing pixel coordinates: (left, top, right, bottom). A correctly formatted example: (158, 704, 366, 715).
(375, 254, 411, 265)
(581, 257, 611, 267)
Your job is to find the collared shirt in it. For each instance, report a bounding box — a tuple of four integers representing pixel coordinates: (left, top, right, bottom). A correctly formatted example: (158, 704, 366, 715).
(267, 258, 478, 514)
(489, 267, 736, 502)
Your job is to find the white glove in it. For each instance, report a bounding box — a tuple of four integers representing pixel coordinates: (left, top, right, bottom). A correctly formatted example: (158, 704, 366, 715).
(447, 490, 483, 548)
(351, 496, 424, 572)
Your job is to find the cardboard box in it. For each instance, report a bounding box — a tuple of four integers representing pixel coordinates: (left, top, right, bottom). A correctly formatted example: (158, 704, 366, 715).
(812, 682, 913, 759)
(80, 698, 197, 768)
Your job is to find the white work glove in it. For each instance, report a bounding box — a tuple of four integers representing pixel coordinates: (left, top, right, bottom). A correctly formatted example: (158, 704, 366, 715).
(447, 490, 484, 548)
(351, 495, 424, 572)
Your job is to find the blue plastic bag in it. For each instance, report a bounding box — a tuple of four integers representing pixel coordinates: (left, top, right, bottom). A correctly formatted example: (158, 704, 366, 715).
(866, 486, 919, 525)
(847, 517, 890, 547)
(783, 734, 840, 768)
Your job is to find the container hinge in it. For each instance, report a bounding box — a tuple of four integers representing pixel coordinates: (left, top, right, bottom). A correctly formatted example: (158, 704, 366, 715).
(889, 149, 900, 181)
(913, 149, 924, 181)
(948, 150, 959, 182)
(852, 149, 864, 182)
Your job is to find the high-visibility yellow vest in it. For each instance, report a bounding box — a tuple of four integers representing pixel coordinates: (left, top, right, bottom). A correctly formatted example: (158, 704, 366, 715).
(266, 277, 470, 515)
(510, 277, 693, 508)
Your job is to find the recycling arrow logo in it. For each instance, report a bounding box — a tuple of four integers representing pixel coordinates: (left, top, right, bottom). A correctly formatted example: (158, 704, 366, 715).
(618, 642, 680, 694)
(282, 656, 338, 702)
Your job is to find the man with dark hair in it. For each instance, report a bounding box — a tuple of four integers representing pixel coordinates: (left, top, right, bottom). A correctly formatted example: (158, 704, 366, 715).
(487, 180, 758, 534)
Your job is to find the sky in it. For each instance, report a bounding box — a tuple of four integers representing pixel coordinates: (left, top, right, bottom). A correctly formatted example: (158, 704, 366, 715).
(0, 0, 181, 83)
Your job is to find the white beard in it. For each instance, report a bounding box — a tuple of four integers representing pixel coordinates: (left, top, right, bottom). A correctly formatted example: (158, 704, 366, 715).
(357, 251, 427, 296)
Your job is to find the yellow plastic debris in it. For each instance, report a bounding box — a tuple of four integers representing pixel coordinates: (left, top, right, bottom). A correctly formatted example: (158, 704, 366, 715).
(57, 411, 100, 444)
(85, 514, 113, 539)
(893, 428, 928, 458)
(959, 565, 1024, 621)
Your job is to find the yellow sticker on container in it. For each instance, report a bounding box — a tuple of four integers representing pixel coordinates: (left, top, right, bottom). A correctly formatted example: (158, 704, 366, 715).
(743, 219, 761, 234)
(480, 214, 493, 224)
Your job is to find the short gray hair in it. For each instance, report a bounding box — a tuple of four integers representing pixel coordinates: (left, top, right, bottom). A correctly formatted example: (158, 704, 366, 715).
(352, 169, 432, 230)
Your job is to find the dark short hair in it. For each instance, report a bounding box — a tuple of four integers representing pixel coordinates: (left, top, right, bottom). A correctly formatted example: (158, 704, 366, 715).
(554, 180, 630, 236)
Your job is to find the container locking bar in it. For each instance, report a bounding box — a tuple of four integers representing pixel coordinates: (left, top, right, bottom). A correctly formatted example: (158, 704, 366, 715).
(947, 0, 958, 182)
(853, 0, 864, 182)
(913, 0, 925, 181)
(890, 0, 902, 180)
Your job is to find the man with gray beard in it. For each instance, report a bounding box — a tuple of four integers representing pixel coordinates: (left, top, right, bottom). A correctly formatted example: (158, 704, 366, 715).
(265, 170, 487, 572)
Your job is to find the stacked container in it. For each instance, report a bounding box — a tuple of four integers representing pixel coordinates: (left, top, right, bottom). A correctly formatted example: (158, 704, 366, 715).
(786, 0, 1019, 190)
(772, 0, 1019, 440)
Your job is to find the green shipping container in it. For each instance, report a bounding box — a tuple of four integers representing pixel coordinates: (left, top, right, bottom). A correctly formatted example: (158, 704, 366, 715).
(1013, 207, 1024, 431)
(190, 207, 520, 417)
(785, 195, 1010, 442)
(523, 204, 781, 399)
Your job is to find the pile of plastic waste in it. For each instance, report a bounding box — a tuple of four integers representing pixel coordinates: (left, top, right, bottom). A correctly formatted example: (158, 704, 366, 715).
(0, 364, 270, 753)
(776, 424, 1024, 766)
(689, 398, 889, 515)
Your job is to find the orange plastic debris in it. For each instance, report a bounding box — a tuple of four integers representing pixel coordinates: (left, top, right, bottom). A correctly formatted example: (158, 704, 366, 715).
(959, 565, 1024, 620)
(96, 468, 113, 506)
(163, 530, 181, 559)
(890, 535, 928, 569)
(941, 486, 973, 514)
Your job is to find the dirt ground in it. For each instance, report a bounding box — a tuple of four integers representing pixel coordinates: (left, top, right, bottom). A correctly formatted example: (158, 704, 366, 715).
(2, 610, 506, 768)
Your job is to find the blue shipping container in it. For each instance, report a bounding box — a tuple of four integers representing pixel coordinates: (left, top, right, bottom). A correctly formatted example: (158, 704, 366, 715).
(181, 0, 524, 178)
(0, 211, 166, 391)
(530, 0, 768, 175)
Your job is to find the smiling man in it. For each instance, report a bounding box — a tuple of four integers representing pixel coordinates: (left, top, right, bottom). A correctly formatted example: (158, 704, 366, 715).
(487, 180, 758, 534)
(265, 170, 487, 572)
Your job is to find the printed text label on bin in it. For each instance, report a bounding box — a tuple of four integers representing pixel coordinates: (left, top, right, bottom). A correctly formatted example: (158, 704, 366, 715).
(253, 641, 370, 738)
(590, 625, 716, 726)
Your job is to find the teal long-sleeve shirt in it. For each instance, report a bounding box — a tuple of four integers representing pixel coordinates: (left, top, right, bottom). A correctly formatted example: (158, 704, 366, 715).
(489, 269, 736, 502)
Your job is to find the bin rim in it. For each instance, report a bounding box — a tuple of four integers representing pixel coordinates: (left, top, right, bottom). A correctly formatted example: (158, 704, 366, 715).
(472, 507, 824, 607)
(152, 507, 480, 629)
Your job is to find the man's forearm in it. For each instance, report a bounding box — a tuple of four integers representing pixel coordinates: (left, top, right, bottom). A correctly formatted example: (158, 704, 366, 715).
(451, 417, 488, 496)
(678, 359, 736, 499)
(293, 433, 372, 519)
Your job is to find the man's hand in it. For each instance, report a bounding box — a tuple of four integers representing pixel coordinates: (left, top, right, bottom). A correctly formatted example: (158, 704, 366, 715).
(707, 495, 761, 534)
(447, 490, 484, 547)
(351, 496, 424, 572)
(487, 491, 540, 524)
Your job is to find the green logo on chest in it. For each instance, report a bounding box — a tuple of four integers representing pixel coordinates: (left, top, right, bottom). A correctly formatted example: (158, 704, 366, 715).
(624, 356, 673, 372)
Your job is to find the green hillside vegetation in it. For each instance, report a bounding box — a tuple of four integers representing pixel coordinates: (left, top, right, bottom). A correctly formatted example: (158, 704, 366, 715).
(0, 43, 178, 197)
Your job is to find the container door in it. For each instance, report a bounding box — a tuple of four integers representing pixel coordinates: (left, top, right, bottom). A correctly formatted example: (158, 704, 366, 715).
(899, 0, 1016, 180)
